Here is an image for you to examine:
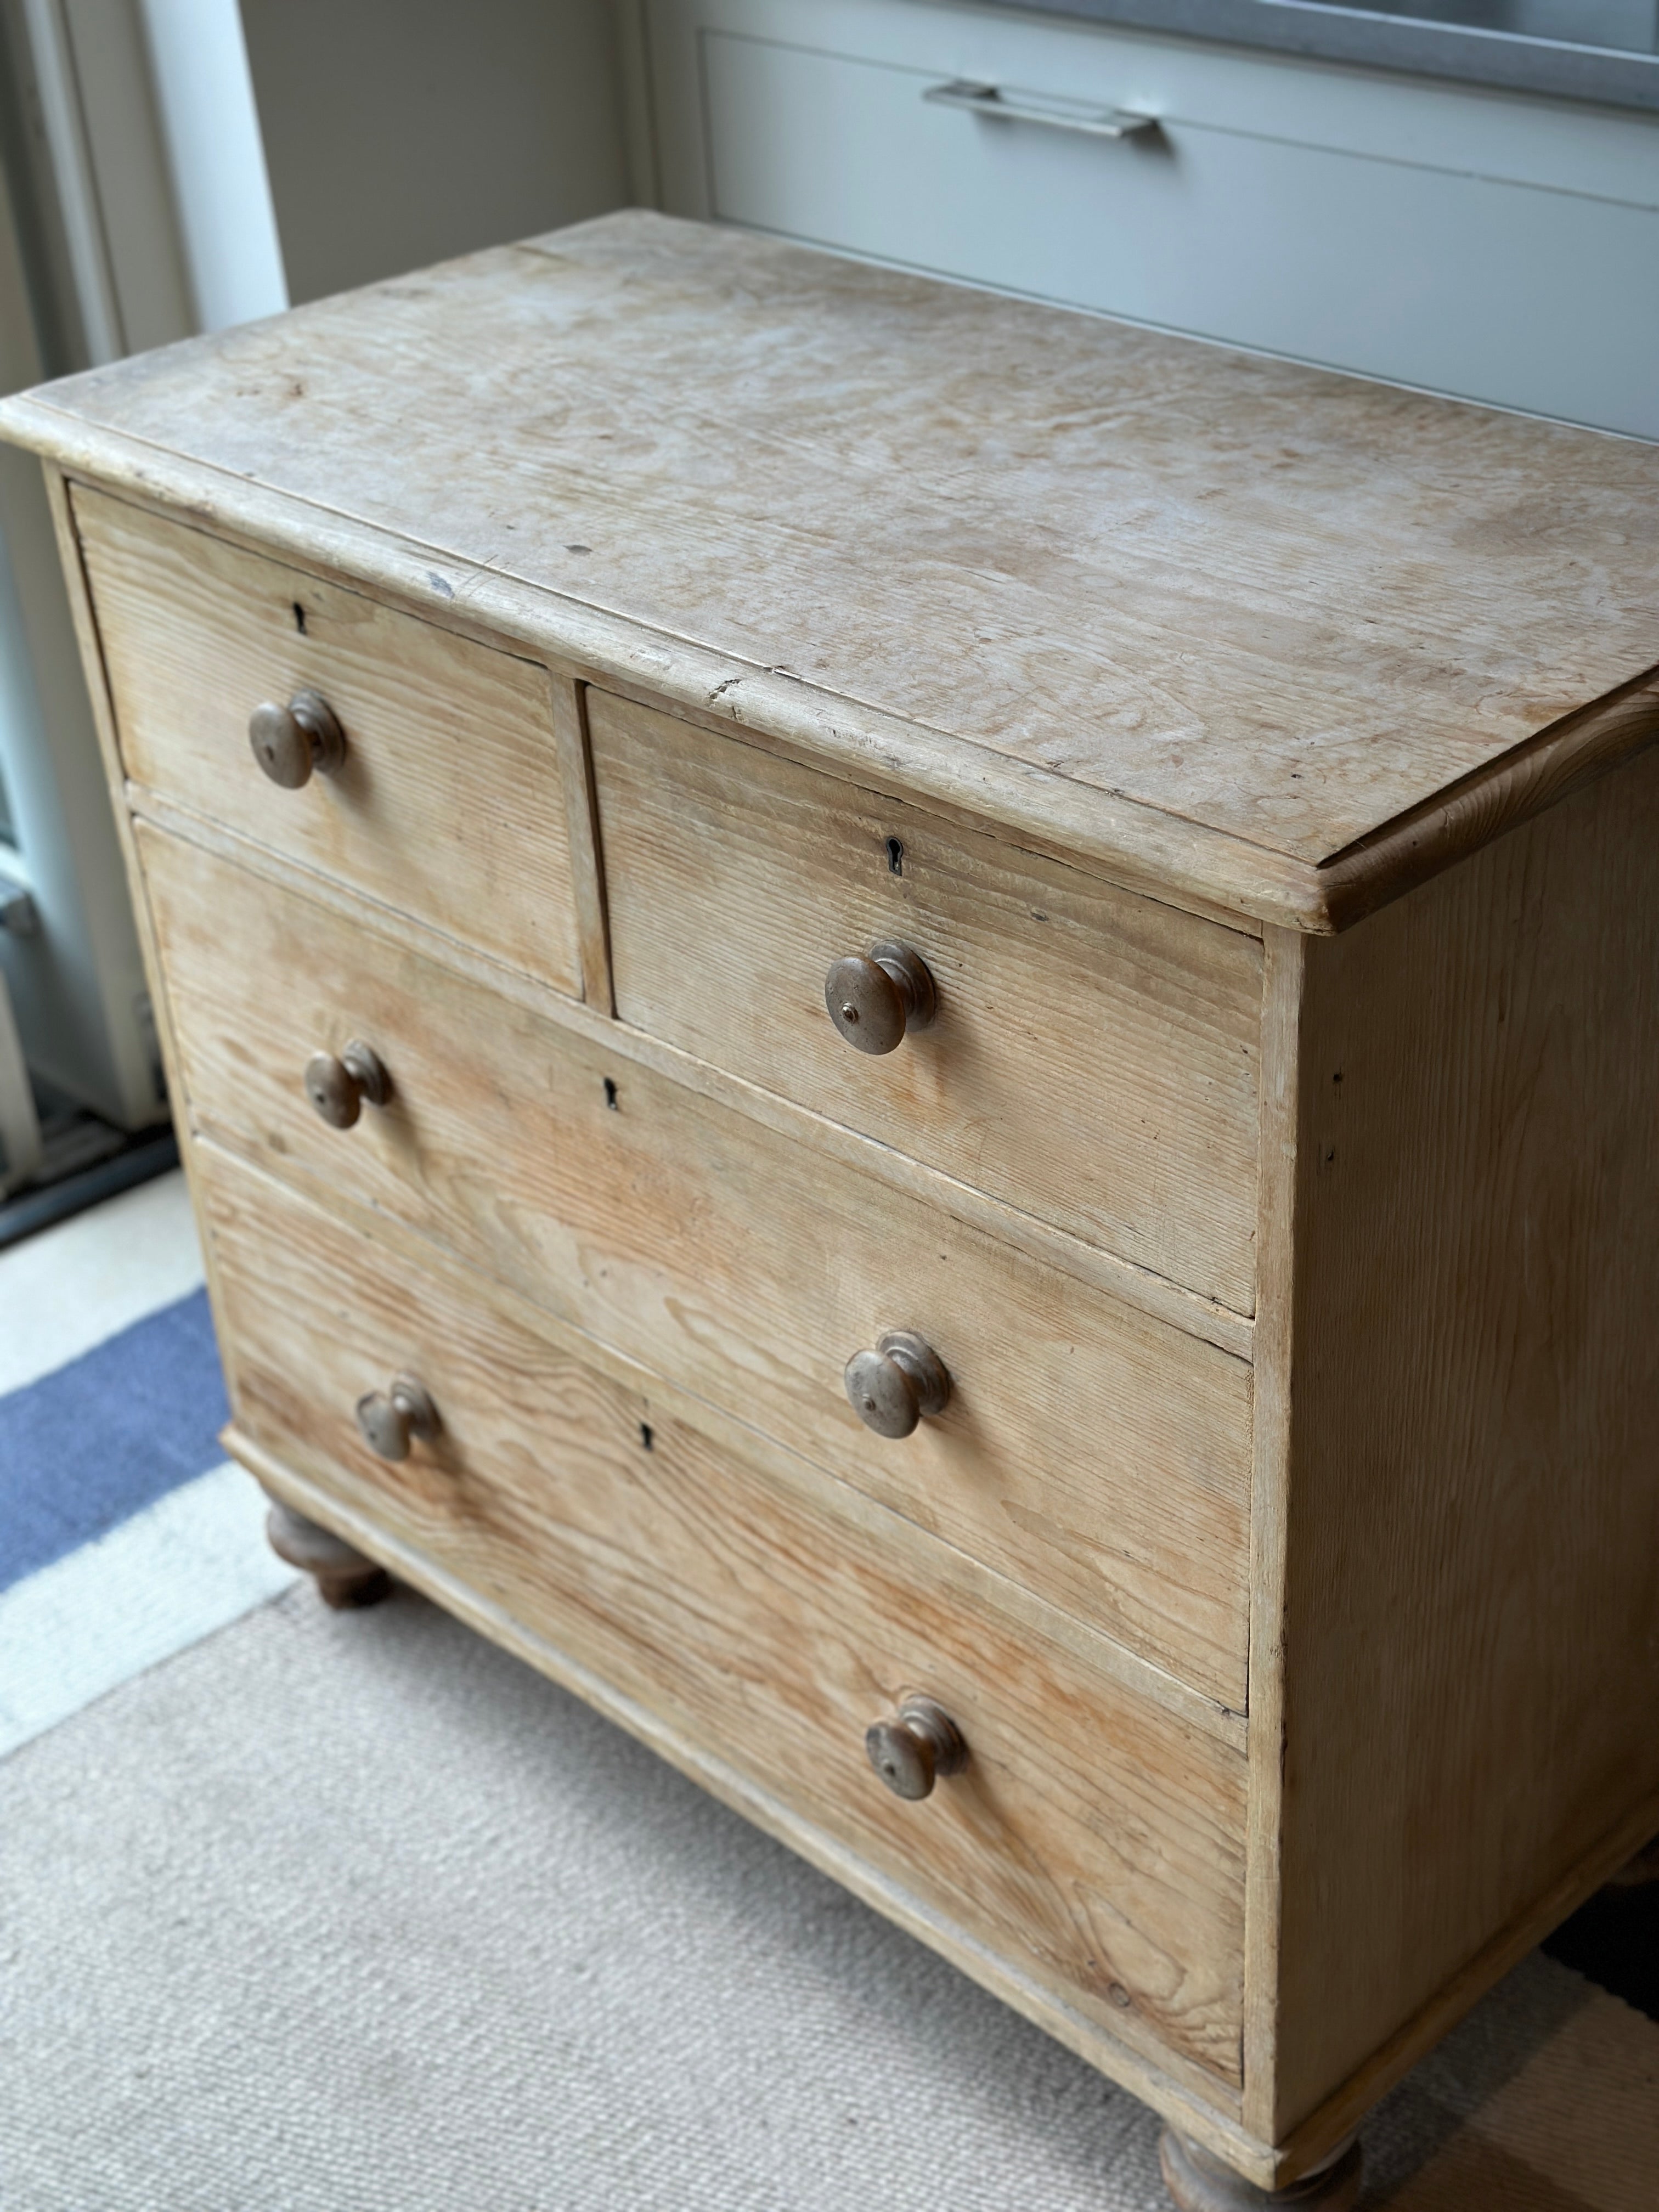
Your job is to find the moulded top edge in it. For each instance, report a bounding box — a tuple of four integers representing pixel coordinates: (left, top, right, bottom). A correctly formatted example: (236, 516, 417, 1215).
(5, 212, 1656, 935)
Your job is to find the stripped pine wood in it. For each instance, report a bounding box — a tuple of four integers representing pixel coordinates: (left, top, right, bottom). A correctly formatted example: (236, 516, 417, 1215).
(241, 1432, 1279, 2183)
(137, 818, 1254, 1709)
(550, 672, 614, 1014)
(200, 1142, 1249, 2088)
(12, 209, 1659, 2200)
(1, 212, 1655, 928)
(1263, 745, 1659, 2144)
(132, 774, 1254, 1362)
(36, 464, 246, 1424)
(74, 484, 583, 997)
(589, 689, 1262, 1314)
(1239, 926, 1305, 2145)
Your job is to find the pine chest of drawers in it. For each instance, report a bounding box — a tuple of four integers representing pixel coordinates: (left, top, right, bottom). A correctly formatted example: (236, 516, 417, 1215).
(5, 212, 1657, 2208)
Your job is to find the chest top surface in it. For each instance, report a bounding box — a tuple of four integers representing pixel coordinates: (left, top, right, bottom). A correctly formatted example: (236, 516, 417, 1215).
(5, 209, 1656, 932)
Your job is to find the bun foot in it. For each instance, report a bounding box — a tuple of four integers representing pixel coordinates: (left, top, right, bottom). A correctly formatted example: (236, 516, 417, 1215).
(1605, 1832, 1659, 1887)
(1159, 2131, 1361, 2212)
(266, 1499, 391, 1609)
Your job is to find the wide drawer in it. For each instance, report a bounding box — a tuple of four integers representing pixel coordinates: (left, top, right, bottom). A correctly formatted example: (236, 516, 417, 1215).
(199, 1143, 1248, 2087)
(140, 822, 1254, 1707)
(75, 484, 585, 997)
(589, 689, 1261, 1312)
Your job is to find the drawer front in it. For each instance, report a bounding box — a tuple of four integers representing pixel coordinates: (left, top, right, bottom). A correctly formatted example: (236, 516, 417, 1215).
(655, 0, 1659, 439)
(590, 690, 1261, 1312)
(75, 485, 584, 996)
(140, 823, 1253, 1707)
(200, 1144, 1247, 2086)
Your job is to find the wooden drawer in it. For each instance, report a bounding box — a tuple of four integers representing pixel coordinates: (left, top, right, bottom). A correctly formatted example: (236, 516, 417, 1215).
(590, 690, 1261, 1311)
(199, 1143, 1248, 2088)
(74, 485, 585, 997)
(140, 822, 1254, 1707)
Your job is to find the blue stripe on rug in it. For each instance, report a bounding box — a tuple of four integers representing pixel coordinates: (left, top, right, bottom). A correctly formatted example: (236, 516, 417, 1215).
(0, 1288, 229, 1593)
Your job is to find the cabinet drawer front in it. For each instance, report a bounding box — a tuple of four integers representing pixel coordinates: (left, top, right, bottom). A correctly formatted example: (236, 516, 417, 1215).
(75, 485, 584, 997)
(140, 824, 1252, 1706)
(590, 690, 1261, 1312)
(200, 1146, 1246, 2087)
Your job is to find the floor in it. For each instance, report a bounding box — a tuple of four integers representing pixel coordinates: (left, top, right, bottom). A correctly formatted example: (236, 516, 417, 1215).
(0, 1169, 292, 1754)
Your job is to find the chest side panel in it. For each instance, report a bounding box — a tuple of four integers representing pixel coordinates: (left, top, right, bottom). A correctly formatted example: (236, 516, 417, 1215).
(1268, 747, 1659, 2138)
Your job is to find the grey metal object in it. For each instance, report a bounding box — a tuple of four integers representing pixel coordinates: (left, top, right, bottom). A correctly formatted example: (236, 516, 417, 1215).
(923, 77, 1155, 137)
(0, 868, 40, 936)
(0, 961, 42, 1193)
(994, 0, 1659, 114)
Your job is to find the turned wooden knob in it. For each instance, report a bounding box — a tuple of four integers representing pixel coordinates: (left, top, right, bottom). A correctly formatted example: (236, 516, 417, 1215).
(865, 1696, 967, 1801)
(248, 687, 346, 787)
(304, 1040, 390, 1128)
(844, 1329, 951, 1438)
(824, 940, 937, 1054)
(354, 1373, 438, 1462)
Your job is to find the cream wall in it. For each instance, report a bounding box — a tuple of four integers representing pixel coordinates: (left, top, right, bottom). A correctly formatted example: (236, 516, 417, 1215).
(240, 0, 633, 304)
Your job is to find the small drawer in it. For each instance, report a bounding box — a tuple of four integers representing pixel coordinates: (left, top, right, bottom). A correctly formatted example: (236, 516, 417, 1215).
(200, 1144, 1248, 2088)
(139, 822, 1254, 1707)
(74, 484, 584, 997)
(589, 690, 1262, 1312)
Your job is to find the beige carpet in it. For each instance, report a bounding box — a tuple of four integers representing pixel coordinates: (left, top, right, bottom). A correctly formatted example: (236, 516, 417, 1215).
(4, 1572, 1656, 2210)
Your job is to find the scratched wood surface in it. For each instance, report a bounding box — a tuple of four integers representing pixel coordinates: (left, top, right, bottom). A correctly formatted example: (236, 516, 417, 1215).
(201, 1143, 1249, 2089)
(590, 689, 1263, 1313)
(75, 484, 584, 998)
(1262, 743, 1659, 2144)
(3, 212, 1656, 928)
(138, 817, 1254, 1708)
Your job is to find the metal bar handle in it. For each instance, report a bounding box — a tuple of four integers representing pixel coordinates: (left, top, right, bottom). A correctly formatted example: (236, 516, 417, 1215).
(922, 79, 1156, 141)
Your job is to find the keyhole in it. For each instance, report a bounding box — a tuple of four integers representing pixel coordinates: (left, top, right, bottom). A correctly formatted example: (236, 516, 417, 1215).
(885, 836, 904, 876)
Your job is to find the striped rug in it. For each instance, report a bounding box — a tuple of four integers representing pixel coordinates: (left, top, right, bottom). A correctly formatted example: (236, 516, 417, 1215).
(0, 1169, 293, 1755)
(2, 1171, 1655, 2208)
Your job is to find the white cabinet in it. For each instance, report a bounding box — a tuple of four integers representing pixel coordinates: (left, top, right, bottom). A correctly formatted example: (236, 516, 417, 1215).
(639, 0, 1659, 437)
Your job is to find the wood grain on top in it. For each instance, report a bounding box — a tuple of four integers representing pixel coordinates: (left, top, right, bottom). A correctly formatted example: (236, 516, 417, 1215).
(8, 211, 1657, 925)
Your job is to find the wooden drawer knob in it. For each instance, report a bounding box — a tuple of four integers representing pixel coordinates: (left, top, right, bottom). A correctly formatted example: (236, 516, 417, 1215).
(249, 687, 346, 788)
(844, 1329, 951, 1438)
(304, 1041, 390, 1129)
(865, 1696, 967, 1801)
(354, 1373, 438, 1462)
(824, 940, 937, 1054)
